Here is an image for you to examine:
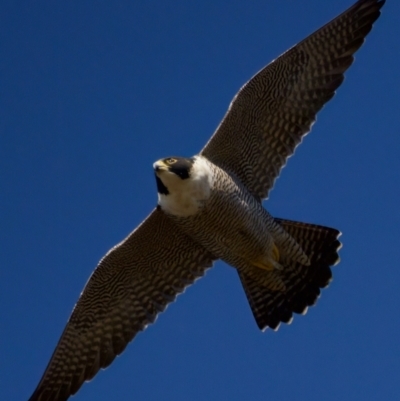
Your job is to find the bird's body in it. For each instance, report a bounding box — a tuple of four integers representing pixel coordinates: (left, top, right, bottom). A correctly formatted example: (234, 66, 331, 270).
(156, 156, 309, 284)
(27, 1, 386, 400)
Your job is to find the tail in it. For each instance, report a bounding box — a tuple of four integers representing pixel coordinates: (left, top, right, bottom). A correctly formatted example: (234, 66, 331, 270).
(238, 218, 341, 331)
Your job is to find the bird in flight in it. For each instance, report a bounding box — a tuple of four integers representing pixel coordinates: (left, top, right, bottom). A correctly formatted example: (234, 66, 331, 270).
(28, 1, 385, 400)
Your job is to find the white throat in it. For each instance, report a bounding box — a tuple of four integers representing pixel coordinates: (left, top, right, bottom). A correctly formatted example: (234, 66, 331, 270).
(158, 156, 214, 217)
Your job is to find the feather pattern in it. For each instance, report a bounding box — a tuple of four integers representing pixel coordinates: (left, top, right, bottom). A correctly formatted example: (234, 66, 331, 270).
(27, 1, 385, 400)
(28, 210, 215, 401)
(202, 0, 385, 200)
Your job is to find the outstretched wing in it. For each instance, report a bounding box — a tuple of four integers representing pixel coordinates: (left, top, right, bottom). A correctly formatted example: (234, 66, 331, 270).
(201, 0, 385, 200)
(28, 208, 216, 401)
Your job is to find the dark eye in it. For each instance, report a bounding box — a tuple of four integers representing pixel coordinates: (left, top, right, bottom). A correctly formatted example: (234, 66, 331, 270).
(166, 158, 177, 165)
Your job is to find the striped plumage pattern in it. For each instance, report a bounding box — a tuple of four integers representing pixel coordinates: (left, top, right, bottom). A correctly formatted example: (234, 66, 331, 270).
(28, 209, 215, 401)
(168, 158, 315, 289)
(202, 0, 385, 200)
(239, 220, 341, 330)
(28, 1, 384, 400)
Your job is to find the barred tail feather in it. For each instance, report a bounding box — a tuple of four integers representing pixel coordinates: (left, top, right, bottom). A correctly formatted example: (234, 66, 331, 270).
(238, 219, 341, 331)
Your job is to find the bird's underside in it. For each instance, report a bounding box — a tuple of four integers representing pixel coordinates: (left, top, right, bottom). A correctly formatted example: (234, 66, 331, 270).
(28, 1, 385, 400)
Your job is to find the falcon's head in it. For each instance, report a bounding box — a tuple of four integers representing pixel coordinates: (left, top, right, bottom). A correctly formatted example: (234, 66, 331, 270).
(153, 156, 214, 217)
(153, 157, 194, 194)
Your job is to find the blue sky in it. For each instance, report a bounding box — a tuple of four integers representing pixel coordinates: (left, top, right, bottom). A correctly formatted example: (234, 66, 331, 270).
(2, 1, 399, 400)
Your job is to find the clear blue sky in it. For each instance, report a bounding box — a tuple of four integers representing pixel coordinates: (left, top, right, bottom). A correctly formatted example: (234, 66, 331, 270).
(2, 1, 399, 400)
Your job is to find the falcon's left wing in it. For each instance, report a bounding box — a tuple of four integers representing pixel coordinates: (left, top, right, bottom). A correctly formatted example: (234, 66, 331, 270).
(201, 0, 384, 200)
(28, 208, 216, 401)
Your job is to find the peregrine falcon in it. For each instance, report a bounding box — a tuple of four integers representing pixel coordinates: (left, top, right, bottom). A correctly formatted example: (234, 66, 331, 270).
(27, 1, 385, 400)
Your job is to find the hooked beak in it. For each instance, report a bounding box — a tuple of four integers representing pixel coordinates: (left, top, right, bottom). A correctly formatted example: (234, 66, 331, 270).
(153, 160, 168, 174)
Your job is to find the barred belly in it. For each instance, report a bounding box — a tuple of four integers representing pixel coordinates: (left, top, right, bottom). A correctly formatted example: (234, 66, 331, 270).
(168, 178, 276, 268)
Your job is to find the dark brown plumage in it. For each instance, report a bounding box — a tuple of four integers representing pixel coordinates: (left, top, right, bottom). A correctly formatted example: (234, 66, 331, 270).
(202, 0, 385, 200)
(239, 220, 341, 331)
(28, 210, 215, 401)
(28, 1, 385, 400)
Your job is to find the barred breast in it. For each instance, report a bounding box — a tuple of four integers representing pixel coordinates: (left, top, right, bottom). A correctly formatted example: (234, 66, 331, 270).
(165, 158, 309, 270)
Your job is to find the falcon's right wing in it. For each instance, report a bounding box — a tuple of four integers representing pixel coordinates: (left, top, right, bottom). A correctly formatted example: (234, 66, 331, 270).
(28, 208, 216, 401)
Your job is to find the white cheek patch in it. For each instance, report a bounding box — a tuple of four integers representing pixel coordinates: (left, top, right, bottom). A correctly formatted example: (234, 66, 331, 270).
(158, 156, 214, 217)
